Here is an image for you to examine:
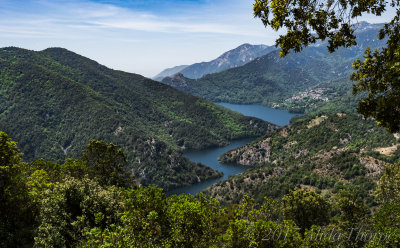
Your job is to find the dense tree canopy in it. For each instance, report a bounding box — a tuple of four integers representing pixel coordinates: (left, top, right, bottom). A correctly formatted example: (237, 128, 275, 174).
(281, 188, 331, 233)
(82, 140, 133, 188)
(1, 130, 400, 247)
(254, 0, 400, 132)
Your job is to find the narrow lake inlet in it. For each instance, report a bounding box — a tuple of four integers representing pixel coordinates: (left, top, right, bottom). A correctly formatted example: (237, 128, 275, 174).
(167, 103, 298, 195)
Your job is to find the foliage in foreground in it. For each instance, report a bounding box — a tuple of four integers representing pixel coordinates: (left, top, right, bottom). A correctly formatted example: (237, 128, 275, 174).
(2, 131, 400, 247)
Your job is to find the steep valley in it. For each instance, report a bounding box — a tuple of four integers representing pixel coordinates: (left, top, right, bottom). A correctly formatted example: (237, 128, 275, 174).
(0, 47, 277, 190)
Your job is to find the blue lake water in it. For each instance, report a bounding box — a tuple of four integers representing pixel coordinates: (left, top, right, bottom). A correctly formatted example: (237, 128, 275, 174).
(167, 138, 254, 195)
(167, 103, 298, 195)
(217, 102, 298, 126)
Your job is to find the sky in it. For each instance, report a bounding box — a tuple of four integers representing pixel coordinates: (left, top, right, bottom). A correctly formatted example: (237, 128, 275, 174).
(0, 0, 395, 78)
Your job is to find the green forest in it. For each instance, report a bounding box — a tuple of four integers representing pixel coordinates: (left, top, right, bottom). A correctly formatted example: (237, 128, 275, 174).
(1, 8, 400, 247)
(2, 131, 400, 247)
(0, 47, 275, 191)
(207, 113, 399, 206)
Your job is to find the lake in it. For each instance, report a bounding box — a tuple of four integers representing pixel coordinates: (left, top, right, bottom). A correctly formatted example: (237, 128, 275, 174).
(218, 102, 298, 126)
(167, 103, 298, 195)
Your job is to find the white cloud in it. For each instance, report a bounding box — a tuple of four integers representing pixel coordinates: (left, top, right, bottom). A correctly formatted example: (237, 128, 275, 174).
(0, 0, 257, 35)
(88, 18, 266, 36)
(0, 0, 282, 76)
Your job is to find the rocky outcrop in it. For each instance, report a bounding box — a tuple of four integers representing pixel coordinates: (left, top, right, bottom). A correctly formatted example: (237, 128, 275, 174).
(162, 73, 188, 89)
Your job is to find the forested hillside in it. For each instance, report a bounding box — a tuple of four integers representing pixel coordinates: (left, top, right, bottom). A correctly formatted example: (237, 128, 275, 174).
(0, 47, 276, 190)
(162, 22, 385, 114)
(2, 131, 400, 247)
(204, 113, 400, 205)
(3, 0, 400, 246)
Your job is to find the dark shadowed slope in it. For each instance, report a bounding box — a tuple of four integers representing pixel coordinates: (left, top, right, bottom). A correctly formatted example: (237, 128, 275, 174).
(0, 47, 277, 190)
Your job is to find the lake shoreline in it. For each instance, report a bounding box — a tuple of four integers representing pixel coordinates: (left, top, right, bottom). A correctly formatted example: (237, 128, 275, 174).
(167, 103, 299, 196)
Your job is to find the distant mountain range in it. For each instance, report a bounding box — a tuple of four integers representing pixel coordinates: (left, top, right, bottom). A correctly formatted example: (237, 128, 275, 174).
(153, 43, 275, 80)
(0, 47, 276, 190)
(162, 22, 385, 114)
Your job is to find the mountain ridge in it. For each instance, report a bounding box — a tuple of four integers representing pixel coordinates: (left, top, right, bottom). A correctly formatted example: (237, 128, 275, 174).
(0, 46, 277, 190)
(154, 43, 275, 80)
(162, 22, 385, 115)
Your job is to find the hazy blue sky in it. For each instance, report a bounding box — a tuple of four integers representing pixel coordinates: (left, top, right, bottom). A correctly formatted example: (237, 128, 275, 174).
(0, 0, 394, 77)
